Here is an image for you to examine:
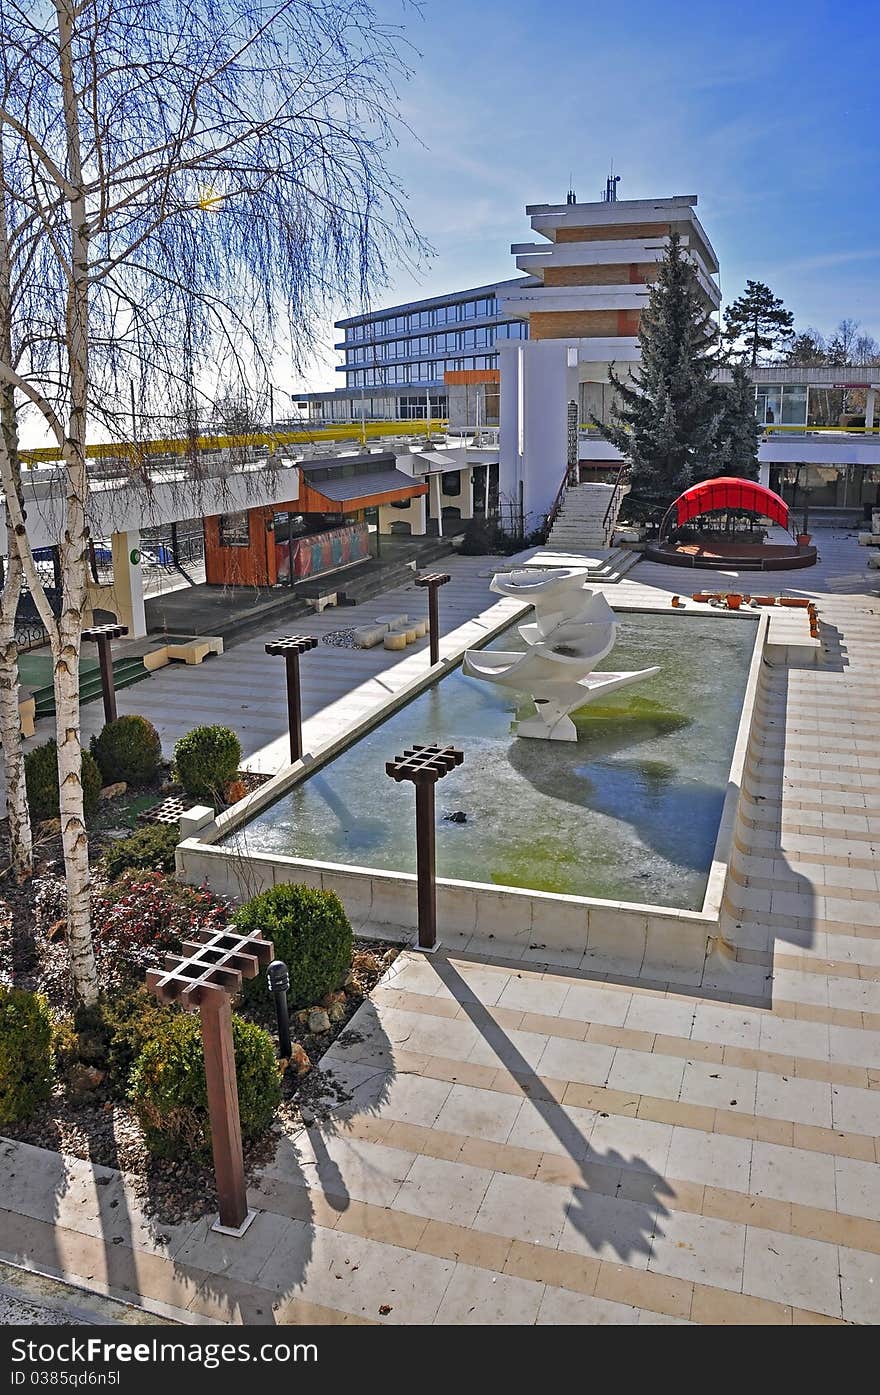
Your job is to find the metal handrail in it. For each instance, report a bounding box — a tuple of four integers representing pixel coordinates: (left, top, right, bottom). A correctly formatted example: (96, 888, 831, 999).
(601, 466, 630, 545)
(545, 463, 577, 536)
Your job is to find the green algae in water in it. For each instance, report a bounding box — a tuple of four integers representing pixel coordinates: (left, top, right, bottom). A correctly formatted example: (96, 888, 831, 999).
(227, 610, 757, 910)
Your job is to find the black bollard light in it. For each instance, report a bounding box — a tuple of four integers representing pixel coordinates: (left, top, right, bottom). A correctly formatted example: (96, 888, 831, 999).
(267, 959, 291, 1058)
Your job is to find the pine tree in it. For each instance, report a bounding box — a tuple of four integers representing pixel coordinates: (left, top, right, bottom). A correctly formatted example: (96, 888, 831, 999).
(593, 231, 720, 498)
(723, 280, 794, 365)
(708, 360, 760, 479)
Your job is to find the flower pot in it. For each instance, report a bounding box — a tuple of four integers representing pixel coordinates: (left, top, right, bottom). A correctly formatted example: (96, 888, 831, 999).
(797, 532, 812, 546)
(754, 596, 776, 606)
(726, 593, 742, 610)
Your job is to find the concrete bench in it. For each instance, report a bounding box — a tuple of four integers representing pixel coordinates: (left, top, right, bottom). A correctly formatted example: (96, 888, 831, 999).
(143, 635, 223, 671)
(353, 623, 388, 648)
(19, 692, 35, 739)
(383, 628, 408, 651)
(374, 613, 408, 631)
(858, 532, 880, 547)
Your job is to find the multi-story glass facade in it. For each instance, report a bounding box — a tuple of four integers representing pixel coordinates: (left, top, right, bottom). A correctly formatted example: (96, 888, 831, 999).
(335, 280, 529, 392)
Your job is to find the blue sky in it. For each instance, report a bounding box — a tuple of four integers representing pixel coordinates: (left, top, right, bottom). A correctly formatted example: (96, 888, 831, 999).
(301, 0, 880, 387)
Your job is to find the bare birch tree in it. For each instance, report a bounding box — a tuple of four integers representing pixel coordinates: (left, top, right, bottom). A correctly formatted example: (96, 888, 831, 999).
(0, 0, 424, 1002)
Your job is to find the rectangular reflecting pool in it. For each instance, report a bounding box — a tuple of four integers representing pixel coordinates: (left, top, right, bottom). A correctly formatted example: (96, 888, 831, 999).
(225, 610, 758, 910)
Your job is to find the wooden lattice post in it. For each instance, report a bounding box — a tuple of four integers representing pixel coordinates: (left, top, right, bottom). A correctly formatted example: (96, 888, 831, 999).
(265, 635, 318, 763)
(81, 622, 128, 724)
(386, 743, 463, 951)
(146, 926, 274, 1235)
(415, 572, 451, 666)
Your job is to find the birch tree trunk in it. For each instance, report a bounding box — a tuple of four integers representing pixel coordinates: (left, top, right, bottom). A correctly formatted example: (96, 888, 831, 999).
(0, 135, 32, 880)
(0, 509, 32, 880)
(50, 0, 98, 1004)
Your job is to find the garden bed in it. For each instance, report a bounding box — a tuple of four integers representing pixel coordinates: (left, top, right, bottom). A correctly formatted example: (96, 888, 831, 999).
(0, 817, 399, 1225)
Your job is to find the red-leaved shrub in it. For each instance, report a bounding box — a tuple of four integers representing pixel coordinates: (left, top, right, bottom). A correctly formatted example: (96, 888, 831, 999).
(92, 871, 226, 986)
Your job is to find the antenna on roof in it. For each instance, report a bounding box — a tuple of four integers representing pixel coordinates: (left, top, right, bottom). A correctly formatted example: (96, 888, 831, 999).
(566, 174, 576, 206)
(603, 165, 620, 202)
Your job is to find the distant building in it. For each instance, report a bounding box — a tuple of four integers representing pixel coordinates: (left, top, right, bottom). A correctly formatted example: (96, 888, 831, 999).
(297, 279, 531, 425)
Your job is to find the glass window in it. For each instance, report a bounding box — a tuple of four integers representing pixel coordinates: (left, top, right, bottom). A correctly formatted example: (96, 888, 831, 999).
(441, 471, 461, 496)
(219, 512, 250, 547)
(781, 385, 808, 425)
(756, 386, 783, 425)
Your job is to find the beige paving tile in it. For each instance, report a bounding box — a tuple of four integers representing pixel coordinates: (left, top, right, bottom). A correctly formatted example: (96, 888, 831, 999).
(535, 1037, 617, 1087)
(536, 1286, 640, 1324)
(680, 1060, 758, 1114)
(434, 1262, 544, 1325)
(742, 1228, 842, 1320)
(392, 1154, 494, 1228)
(749, 1140, 835, 1212)
(506, 1098, 596, 1159)
(833, 1155, 880, 1222)
(666, 1126, 752, 1192)
(433, 1083, 522, 1145)
(557, 1191, 656, 1270)
(649, 1210, 746, 1291)
(838, 1247, 880, 1325)
(754, 1073, 833, 1129)
(473, 1172, 568, 1248)
(561, 983, 633, 1027)
(606, 1047, 686, 1099)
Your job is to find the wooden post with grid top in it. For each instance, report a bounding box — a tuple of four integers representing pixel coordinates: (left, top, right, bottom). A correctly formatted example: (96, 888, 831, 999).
(415, 572, 451, 666)
(386, 743, 463, 951)
(265, 635, 318, 764)
(82, 622, 128, 725)
(146, 926, 274, 1234)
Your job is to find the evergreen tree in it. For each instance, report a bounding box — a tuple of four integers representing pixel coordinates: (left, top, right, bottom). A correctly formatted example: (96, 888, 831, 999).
(593, 231, 720, 498)
(709, 360, 760, 479)
(723, 280, 794, 365)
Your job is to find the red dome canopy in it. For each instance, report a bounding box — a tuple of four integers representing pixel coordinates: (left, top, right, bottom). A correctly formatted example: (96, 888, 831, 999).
(670, 477, 789, 530)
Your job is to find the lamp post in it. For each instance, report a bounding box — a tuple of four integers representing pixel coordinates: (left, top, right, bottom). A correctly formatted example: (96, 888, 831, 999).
(146, 925, 274, 1234)
(81, 622, 128, 724)
(267, 959, 291, 1058)
(415, 571, 450, 667)
(386, 743, 463, 951)
(265, 635, 318, 763)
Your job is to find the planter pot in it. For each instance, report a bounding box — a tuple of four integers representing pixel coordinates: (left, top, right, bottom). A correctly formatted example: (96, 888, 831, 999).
(726, 593, 742, 610)
(797, 533, 812, 546)
(754, 596, 776, 606)
(780, 597, 810, 608)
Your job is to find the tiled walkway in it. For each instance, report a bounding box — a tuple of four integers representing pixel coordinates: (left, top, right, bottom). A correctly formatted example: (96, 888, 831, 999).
(2, 531, 879, 1323)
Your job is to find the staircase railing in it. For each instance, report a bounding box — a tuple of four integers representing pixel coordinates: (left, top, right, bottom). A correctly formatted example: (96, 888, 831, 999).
(601, 466, 630, 546)
(544, 464, 578, 538)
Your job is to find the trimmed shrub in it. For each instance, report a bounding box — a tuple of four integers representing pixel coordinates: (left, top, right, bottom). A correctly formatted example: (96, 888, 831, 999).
(54, 988, 177, 1094)
(0, 987, 53, 1126)
(91, 871, 226, 986)
(235, 883, 352, 1009)
(103, 824, 179, 880)
(91, 715, 162, 786)
(173, 725, 241, 801)
(24, 740, 102, 823)
(130, 1011, 280, 1160)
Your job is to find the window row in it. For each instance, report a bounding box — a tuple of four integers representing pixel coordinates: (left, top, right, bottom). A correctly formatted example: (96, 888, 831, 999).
(345, 320, 527, 363)
(345, 357, 496, 388)
(345, 297, 499, 340)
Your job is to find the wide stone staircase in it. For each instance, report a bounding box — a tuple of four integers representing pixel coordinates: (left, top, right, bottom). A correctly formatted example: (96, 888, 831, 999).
(545, 480, 627, 553)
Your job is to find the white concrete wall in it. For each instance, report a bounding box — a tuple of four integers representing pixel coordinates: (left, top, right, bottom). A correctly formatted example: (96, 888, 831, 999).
(499, 339, 579, 531)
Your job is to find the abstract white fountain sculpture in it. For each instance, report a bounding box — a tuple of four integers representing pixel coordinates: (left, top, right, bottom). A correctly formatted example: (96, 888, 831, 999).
(463, 567, 659, 741)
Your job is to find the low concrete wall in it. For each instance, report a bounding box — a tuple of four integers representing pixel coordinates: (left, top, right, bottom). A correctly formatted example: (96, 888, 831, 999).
(176, 602, 769, 986)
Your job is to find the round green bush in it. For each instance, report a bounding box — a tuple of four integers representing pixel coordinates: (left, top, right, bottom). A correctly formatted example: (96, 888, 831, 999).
(173, 724, 241, 801)
(235, 883, 353, 1009)
(54, 988, 177, 1095)
(103, 824, 179, 880)
(0, 987, 53, 1126)
(91, 715, 162, 786)
(24, 740, 102, 823)
(130, 1011, 280, 1160)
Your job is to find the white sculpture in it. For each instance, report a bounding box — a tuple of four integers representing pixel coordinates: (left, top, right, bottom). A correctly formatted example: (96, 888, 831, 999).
(463, 567, 659, 741)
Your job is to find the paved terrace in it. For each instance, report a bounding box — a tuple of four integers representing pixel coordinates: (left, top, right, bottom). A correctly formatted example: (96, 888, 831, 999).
(2, 531, 880, 1324)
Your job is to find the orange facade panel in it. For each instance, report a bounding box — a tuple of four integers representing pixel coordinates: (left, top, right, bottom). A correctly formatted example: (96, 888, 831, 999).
(298, 478, 427, 514)
(529, 308, 643, 340)
(443, 369, 501, 384)
(554, 221, 671, 243)
(204, 505, 279, 587)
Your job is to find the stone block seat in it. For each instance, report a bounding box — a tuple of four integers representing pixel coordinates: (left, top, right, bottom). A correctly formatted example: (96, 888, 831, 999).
(141, 634, 224, 671)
